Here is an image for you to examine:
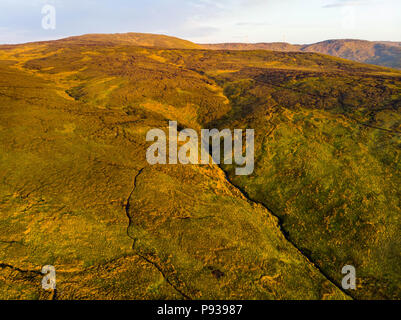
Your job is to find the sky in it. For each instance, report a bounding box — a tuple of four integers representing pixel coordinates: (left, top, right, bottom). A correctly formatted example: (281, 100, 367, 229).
(0, 0, 400, 44)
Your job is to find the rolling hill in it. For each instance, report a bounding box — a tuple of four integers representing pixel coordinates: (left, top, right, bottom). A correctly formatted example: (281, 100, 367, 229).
(59, 33, 202, 49)
(0, 33, 400, 300)
(0, 32, 202, 50)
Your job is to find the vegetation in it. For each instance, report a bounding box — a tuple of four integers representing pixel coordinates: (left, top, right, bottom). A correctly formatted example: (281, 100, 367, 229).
(0, 33, 400, 299)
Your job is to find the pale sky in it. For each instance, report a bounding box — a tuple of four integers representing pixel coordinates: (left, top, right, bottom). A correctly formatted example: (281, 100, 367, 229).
(0, 0, 400, 44)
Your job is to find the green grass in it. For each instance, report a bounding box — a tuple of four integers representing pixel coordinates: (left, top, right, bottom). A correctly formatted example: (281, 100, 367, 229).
(0, 37, 400, 299)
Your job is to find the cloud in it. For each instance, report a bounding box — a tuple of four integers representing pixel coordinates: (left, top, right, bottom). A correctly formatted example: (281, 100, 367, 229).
(236, 21, 271, 26)
(179, 26, 220, 38)
(323, 0, 371, 8)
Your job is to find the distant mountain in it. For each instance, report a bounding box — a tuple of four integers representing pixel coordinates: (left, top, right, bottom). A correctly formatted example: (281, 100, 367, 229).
(201, 39, 401, 69)
(302, 39, 401, 69)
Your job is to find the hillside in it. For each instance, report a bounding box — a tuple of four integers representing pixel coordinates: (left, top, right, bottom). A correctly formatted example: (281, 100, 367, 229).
(0, 33, 202, 50)
(202, 39, 401, 69)
(303, 40, 401, 69)
(0, 34, 400, 300)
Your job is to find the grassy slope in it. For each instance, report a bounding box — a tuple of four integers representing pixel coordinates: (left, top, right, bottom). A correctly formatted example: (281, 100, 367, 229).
(170, 49, 401, 299)
(0, 36, 400, 299)
(0, 42, 348, 299)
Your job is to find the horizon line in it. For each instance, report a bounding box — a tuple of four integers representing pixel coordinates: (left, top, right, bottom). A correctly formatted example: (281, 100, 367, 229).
(0, 32, 400, 47)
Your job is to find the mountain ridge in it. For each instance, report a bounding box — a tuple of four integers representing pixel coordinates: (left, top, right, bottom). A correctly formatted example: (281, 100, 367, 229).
(201, 39, 401, 69)
(1, 33, 400, 69)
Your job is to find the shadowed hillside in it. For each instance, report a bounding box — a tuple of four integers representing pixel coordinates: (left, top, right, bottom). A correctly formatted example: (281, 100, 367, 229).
(0, 33, 400, 300)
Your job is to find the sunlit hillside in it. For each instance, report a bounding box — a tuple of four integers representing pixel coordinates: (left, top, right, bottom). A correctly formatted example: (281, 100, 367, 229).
(0, 33, 400, 300)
